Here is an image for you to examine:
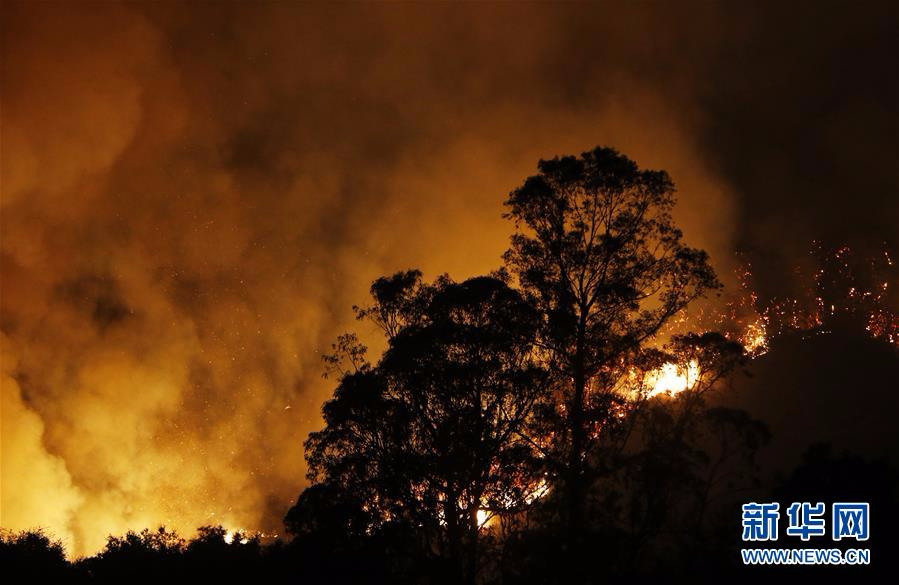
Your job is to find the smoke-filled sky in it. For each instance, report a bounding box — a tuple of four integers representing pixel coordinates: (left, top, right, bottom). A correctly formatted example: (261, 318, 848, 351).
(1, 1, 896, 556)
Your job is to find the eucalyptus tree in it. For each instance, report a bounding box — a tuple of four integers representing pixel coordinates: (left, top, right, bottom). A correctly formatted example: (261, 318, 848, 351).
(503, 147, 722, 557)
(300, 271, 549, 584)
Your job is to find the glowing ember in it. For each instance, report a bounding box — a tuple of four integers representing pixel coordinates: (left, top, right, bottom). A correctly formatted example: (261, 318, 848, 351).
(668, 242, 897, 356)
(741, 318, 769, 356)
(743, 243, 898, 347)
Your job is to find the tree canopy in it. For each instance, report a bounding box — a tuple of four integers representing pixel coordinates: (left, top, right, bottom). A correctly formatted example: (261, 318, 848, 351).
(298, 272, 549, 583)
(502, 147, 722, 560)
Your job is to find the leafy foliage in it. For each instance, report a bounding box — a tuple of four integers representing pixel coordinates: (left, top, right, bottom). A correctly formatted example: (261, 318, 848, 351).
(502, 147, 722, 553)
(299, 273, 549, 582)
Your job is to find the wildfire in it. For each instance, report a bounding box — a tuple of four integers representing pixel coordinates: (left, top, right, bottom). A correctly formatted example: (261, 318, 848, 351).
(635, 242, 897, 400)
(225, 530, 250, 544)
(645, 360, 700, 398)
(448, 242, 898, 533)
(223, 528, 251, 545)
(474, 477, 550, 530)
(669, 242, 897, 362)
(740, 243, 897, 347)
(476, 510, 490, 527)
(740, 318, 769, 356)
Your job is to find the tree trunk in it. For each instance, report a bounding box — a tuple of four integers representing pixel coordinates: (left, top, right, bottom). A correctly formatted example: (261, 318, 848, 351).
(566, 305, 595, 582)
(464, 507, 479, 585)
(444, 493, 464, 584)
(567, 348, 587, 579)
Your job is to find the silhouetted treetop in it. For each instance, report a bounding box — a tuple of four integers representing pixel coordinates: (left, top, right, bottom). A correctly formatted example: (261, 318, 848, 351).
(301, 272, 550, 584)
(503, 146, 722, 567)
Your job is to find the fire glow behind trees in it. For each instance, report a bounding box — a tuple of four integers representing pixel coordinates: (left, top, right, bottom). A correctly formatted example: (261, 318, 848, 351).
(1, 1, 896, 572)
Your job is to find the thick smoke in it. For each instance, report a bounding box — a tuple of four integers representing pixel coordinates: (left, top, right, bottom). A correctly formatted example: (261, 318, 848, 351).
(4, 1, 891, 557)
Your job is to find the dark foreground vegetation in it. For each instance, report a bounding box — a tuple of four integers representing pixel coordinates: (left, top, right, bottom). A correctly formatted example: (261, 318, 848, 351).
(5, 148, 896, 583)
(4, 443, 896, 583)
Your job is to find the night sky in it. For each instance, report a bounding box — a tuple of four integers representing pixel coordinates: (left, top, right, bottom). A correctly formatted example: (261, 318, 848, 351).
(1, 1, 896, 556)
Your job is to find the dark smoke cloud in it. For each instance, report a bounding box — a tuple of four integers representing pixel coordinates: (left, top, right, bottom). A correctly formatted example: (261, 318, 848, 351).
(1, 1, 894, 555)
(696, 0, 898, 299)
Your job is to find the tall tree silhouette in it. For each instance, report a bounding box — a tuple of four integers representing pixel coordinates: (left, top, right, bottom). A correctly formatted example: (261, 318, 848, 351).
(502, 147, 721, 564)
(301, 272, 548, 584)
